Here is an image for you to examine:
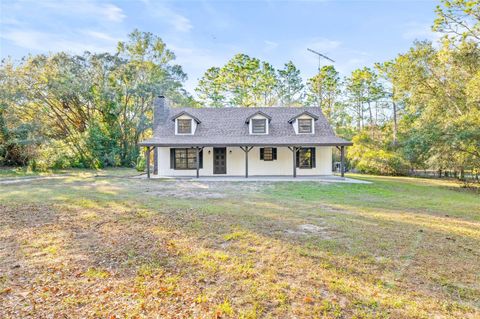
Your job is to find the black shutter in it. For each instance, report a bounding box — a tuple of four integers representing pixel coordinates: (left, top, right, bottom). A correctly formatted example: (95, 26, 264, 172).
(199, 149, 203, 168)
(272, 148, 277, 160)
(260, 148, 264, 160)
(296, 148, 300, 168)
(170, 148, 175, 169)
(311, 147, 316, 168)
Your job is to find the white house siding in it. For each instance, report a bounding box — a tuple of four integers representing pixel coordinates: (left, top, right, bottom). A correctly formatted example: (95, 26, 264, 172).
(157, 146, 332, 176)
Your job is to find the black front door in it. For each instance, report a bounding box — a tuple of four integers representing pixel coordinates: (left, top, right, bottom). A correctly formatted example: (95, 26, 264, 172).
(213, 147, 227, 174)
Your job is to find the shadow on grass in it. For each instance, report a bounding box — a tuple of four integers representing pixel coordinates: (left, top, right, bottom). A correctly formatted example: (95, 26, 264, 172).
(1, 175, 479, 318)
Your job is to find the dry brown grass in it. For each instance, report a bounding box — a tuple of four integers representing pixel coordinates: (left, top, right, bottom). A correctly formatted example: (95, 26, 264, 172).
(0, 170, 479, 318)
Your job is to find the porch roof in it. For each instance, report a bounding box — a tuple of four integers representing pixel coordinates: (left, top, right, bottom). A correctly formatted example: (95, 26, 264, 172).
(138, 136, 352, 147)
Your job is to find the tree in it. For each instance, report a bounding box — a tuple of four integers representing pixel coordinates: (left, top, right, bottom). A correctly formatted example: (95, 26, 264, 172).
(196, 67, 225, 107)
(0, 30, 192, 169)
(375, 61, 406, 146)
(433, 0, 480, 42)
(195, 53, 279, 107)
(276, 61, 304, 106)
(306, 66, 341, 119)
(344, 67, 384, 131)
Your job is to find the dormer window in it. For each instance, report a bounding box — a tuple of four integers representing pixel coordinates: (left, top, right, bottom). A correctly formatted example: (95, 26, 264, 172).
(252, 119, 267, 134)
(298, 119, 313, 133)
(288, 111, 319, 135)
(172, 111, 201, 135)
(246, 111, 271, 135)
(177, 119, 192, 134)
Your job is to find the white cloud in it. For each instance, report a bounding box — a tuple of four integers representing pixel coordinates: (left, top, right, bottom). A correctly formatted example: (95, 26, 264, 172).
(1, 29, 119, 54)
(168, 43, 232, 94)
(264, 40, 279, 51)
(0, 1, 126, 56)
(200, 1, 232, 29)
(142, 2, 192, 33)
(169, 13, 193, 33)
(38, 1, 126, 23)
(81, 30, 119, 43)
(402, 22, 441, 41)
(101, 4, 126, 22)
(306, 37, 342, 52)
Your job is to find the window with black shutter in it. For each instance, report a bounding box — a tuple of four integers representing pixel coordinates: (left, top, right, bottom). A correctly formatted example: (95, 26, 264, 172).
(296, 147, 316, 168)
(170, 148, 203, 169)
(260, 147, 277, 161)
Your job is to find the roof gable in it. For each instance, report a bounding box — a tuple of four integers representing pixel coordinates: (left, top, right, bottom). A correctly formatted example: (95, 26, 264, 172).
(287, 111, 319, 123)
(245, 111, 272, 123)
(171, 111, 201, 124)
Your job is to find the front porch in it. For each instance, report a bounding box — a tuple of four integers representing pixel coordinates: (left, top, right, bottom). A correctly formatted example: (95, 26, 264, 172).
(143, 145, 348, 179)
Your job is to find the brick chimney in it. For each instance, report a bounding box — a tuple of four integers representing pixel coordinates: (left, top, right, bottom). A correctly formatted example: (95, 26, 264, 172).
(153, 95, 169, 130)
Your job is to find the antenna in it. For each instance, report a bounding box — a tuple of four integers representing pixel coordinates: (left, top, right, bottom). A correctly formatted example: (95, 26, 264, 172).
(307, 49, 335, 109)
(307, 48, 335, 71)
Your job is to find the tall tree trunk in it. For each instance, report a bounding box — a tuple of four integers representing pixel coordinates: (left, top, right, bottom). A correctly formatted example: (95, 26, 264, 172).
(392, 100, 398, 146)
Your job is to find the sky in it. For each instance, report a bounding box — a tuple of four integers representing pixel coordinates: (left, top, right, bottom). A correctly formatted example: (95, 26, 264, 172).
(0, 0, 440, 95)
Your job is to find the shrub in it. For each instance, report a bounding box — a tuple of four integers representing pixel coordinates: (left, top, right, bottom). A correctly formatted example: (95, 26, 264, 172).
(136, 154, 146, 172)
(31, 140, 74, 171)
(349, 130, 409, 175)
(354, 149, 408, 175)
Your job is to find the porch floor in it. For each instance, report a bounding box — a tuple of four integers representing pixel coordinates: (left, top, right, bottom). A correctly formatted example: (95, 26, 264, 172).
(144, 174, 370, 184)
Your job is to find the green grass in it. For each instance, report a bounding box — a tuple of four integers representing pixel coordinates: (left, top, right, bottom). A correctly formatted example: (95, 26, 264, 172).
(0, 169, 479, 318)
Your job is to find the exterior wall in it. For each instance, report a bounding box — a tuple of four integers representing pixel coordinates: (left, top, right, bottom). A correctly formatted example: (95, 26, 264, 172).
(156, 146, 332, 176)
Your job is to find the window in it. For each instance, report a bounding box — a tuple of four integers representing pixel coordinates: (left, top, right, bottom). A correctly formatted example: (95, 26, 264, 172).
(298, 119, 312, 133)
(170, 148, 203, 169)
(177, 119, 192, 134)
(260, 147, 277, 161)
(252, 119, 267, 134)
(296, 148, 316, 169)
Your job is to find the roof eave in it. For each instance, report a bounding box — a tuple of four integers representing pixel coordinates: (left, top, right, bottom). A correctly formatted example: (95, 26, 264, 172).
(287, 111, 320, 123)
(138, 141, 353, 147)
(245, 111, 272, 123)
(171, 111, 201, 124)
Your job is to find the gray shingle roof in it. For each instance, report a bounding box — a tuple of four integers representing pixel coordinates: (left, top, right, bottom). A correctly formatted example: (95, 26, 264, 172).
(140, 106, 352, 147)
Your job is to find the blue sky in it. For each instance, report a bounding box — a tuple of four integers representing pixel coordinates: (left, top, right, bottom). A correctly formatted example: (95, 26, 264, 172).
(1, 0, 440, 95)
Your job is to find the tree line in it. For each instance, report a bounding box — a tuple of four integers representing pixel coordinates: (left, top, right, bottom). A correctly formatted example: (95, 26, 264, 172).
(0, 30, 196, 169)
(195, 0, 480, 178)
(0, 0, 479, 179)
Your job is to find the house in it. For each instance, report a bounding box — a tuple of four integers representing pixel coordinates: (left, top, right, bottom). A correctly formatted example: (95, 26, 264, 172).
(139, 96, 352, 178)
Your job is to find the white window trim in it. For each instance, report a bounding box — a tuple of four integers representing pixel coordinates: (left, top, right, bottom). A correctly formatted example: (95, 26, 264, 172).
(249, 118, 269, 135)
(175, 118, 194, 135)
(295, 118, 315, 135)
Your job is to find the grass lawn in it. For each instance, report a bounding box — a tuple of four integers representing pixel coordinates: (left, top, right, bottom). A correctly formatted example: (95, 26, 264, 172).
(0, 170, 479, 318)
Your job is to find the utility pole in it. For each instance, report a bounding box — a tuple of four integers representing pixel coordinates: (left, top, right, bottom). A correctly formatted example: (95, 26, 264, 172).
(307, 48, 335, 108)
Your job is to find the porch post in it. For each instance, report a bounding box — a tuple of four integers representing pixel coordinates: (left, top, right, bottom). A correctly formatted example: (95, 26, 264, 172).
(153, 147, 158, 175)
(241, 147, 253, 178)
(245, 147, 249, 178)
(340, 146, 345, 178)
(289, 146, 297, 178)
(146, 147, 151, 179)
(196, 146, 200, 178)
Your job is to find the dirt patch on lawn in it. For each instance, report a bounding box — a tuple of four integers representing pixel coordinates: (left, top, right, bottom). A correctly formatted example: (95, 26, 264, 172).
(144, 180, 273, 199)
(285, 223, 334, 239)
